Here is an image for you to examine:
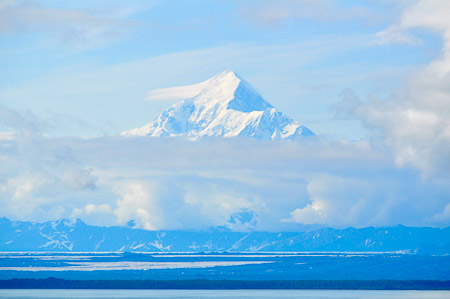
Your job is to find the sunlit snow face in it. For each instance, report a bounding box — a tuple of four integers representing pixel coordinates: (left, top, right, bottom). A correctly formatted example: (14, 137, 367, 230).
(122, 71, 312, 140)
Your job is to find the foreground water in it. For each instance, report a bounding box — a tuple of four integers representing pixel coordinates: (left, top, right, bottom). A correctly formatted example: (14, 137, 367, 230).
(2, 252, 450, 281)
(1, 290, 450, 299)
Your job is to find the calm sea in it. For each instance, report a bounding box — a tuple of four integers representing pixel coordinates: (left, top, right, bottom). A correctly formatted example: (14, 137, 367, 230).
(0, 289, 449, 299)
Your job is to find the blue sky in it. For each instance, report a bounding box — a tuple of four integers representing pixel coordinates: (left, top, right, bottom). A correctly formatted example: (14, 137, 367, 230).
(0, 0, 441, 138)
(1, 0, 450, 230)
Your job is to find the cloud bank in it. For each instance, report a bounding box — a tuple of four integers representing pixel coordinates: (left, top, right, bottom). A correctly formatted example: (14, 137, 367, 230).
(0, 129, 449, 231)
(358, 0, 450, 178)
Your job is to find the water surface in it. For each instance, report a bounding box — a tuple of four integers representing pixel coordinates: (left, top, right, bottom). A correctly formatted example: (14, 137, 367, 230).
(1, 289, 449, 299)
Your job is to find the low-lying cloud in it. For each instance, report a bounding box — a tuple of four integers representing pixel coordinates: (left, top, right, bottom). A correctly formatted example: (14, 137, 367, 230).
(0, 132, 448, 231)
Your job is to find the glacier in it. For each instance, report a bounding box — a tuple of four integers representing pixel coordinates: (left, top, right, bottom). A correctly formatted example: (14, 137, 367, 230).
(122, 70, 314, 140)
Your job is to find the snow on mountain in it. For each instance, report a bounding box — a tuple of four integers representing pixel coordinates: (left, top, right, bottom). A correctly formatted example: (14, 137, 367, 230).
(1, 217, 450, 253)
(122, 70, 314, 140)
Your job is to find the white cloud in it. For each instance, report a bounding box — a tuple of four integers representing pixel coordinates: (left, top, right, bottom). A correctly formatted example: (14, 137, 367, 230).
(113, 181, 165, 230)
(0, 104, 45, 136)
(0, 106, 98, 221)
(374, 0, 450, 46)
(285, 174, 369, 226)
(0, 131, 448, 230)
(146, 79, 211, 102)
(353, 0, 450, 178)
(84, 203, 112, 214)
(111, 178, 257, 231)
(0, 173, 49, 217)
(237, 0, 385, 27)
(433, 203, 450, 224)
(0, 0, 154, 48)
(284, 173, 415, 227)
(374, 25, 422, 45)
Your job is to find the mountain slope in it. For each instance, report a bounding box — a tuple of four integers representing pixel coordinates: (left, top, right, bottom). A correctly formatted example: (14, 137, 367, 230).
(122, 71, 314, 140)
(1, 217, 449, 254)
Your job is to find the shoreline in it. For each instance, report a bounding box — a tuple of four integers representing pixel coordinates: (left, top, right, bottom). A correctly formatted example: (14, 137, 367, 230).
(1, 278, 449, 290)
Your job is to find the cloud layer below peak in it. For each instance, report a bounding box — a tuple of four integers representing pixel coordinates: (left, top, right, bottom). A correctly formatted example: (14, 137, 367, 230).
(0, 132, 449, 231)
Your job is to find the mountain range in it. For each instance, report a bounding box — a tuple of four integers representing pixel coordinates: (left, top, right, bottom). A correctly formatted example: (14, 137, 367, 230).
(122, 71, 314, 140)
(1, 217, 449, 254)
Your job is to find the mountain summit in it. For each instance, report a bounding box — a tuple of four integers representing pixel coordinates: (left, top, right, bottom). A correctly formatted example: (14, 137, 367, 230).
(122, 70, 314, 140)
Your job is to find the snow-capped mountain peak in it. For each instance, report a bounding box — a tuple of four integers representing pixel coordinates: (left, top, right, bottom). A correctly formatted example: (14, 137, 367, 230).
(122, 70, 314, 140)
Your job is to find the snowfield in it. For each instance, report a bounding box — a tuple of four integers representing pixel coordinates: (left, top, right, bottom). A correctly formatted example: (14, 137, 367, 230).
(122, 70, 314, 140)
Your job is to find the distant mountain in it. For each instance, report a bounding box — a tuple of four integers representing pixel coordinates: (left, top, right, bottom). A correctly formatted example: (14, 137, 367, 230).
(1, 217, 449, 254)
(122, 70, 314, 140)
